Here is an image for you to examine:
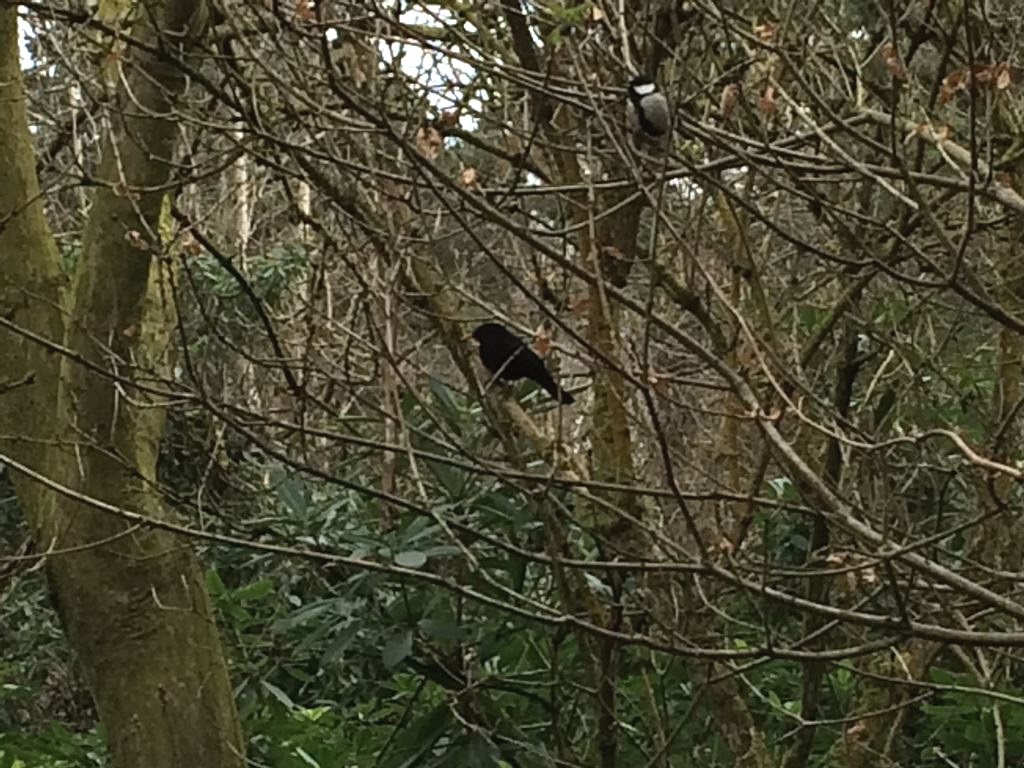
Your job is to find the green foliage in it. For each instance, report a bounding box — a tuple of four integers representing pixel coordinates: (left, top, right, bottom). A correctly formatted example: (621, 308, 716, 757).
(195, 243, 309, 308)
(919, 669, 1024, 766)
(0, 569, 103, 766)
(0, 721, 107, 768)
(11, 373, 1024, 767)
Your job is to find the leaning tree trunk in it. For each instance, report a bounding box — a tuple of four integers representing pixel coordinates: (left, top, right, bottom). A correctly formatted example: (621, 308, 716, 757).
(0, 3, 245, 767)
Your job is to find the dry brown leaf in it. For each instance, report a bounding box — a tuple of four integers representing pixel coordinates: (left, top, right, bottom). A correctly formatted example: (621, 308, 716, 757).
(973, 64, 996, 86)
(940, 63, 1013, 103)
(735, 337, 757, 368)
(590, 4, 605, 22)
(181, 231, 202, 257)
(753, 21, 776, 43)
(647, 367, 671, 395)
(378, 178, 410, 201)
(758, 85, 777, 116)
(569, 296, 590, 317)
(459, 166, 480, 190)
(846, 721, 869, 739)
(295, 0, 315, 21)
(713, 536, 735, 556)
(124, 230, 149, 251)
(939, 69, 967, 103)
(438, 111, 460, 129)
(503, 131, 523, 156)
(881, 43, 906, 79)
(721, 83, 741, 120)
(533, 327, 552, 357)
(903, 122, 929, 144)
(996, 62, 1013, 90)
(415, 125, 443, 160)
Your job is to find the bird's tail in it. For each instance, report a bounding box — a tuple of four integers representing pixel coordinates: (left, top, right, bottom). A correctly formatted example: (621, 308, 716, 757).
(537, 370, 575, 404)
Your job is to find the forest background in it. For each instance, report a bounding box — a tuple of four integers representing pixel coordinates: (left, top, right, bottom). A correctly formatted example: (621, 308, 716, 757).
(3, 1, 1024, 767)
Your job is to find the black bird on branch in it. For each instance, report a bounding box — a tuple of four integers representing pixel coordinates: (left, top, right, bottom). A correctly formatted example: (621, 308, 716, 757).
(470, 322, 574, 405)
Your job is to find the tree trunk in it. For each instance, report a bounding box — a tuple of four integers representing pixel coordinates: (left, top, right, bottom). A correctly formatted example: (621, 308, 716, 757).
(0, 3, 245, 766)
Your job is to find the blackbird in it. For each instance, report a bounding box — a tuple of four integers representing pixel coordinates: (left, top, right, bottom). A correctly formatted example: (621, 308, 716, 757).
(471, 322, 574, 405)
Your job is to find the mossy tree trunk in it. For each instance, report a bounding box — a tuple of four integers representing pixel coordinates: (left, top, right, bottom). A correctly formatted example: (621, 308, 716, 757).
(0, 3, 245, 766)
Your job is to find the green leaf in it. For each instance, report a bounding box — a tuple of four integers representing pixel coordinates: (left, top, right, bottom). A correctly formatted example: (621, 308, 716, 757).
(205, 568, 226, 597)
(427, 460, 466, 498)
(272, 468, 306, 515)
(395, 550, 428, 568)
(261, 681, 296, 710)
(320, 625, 359, 666)
(930, 667, 957, 685)
(382, 629, 413, 668)
(423, 545, 461, 558)
(403, 515, 432, 542)
(480, 491, 532, 526)
(467, 731, 501, 767)
(273, 598, 354, 632)
(506, 554, 527, 592)
(381, 705, 452, 768)
(429, 376, 462, 427)
(419, 618, 463, 641)
(235, 579, 274, 603)
(294, 745, 320, 767)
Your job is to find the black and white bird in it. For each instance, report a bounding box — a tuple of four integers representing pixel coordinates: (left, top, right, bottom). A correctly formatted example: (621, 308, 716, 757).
(470, 322, 574, 405)
(626, 74, 671, 146)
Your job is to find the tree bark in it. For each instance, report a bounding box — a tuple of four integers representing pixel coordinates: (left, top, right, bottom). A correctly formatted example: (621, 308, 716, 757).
(0, 3, 245, 766)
